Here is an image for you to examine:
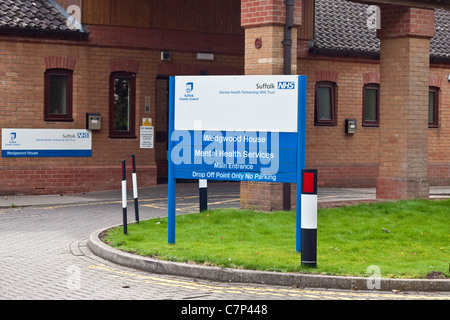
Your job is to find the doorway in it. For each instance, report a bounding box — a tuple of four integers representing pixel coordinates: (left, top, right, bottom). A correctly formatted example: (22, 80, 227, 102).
(155, 76, 169, 183)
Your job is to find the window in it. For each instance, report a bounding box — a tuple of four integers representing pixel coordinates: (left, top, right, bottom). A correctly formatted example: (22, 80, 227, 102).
(44, 69, 73, 121)
(109, 72, 136, 138)
(428, 87, 439, 128)
(314, 81, 336, 126)
(362, 83, 379, 127)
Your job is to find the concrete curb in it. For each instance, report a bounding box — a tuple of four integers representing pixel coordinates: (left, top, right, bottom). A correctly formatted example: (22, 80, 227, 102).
(88, 227, 450, 292)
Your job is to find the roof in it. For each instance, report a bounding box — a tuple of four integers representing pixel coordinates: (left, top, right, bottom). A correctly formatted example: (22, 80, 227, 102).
(431, 8, 450, 60)
(0, 0, 88, 38)
(0, 0, 448, 59)
(312, 0, 450, 61)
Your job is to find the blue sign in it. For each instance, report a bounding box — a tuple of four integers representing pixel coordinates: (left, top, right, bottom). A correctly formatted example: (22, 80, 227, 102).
(168, 75, 307, 251)
(171, 131, 297, 183)
(1, 129, 92, 158)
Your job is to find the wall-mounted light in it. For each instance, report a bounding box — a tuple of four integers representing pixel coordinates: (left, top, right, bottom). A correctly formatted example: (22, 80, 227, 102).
(255, 38, 262, 49)
(447, 73, 450, 82)
(196, 53, 214, 61)
(161, 51, 171, 61)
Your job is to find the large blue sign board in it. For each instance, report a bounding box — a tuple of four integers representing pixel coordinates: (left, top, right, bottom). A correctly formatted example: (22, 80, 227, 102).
(168, 75, 307, 251)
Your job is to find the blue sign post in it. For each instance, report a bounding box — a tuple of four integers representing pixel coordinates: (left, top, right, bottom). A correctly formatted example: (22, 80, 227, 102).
(168, 75, 306, 252)
(168, 76, 176, 244)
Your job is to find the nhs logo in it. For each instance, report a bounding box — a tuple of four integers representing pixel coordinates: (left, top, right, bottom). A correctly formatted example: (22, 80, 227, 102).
(277, 81, 295, 89)
(77, 132, 90, 139)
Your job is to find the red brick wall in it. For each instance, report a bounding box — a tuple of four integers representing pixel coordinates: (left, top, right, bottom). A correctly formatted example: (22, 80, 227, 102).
(377, 5, 434, 39)
(241, 0, 302, 27)
(374, 5, 435, 199)
(240, 1, 302, 210)
(298, 56, 380, 172)
(314, 164, 378, 188)
(297, 53, 450, 189)
(3, 3, 450, 197)
(4, 41, 449, 195)
(427, 64, 450, 186)
(0, 165, 156, 195)
(376, 5, 434, 199)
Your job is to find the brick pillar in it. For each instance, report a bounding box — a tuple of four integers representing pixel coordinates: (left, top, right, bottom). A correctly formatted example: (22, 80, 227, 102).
(240, 0, 301, 211)
(376, 5, 434, 199)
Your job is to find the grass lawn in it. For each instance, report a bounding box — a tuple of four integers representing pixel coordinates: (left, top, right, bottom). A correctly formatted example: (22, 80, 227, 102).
(103, 199, 450, 279)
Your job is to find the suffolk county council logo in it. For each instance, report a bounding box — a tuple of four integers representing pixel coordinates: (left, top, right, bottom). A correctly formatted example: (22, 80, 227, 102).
(185, 82, 194, 93)
(10, 132, 16, 141)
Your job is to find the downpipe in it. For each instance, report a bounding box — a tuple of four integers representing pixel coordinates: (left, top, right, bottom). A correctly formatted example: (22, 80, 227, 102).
(282, 0, 295, 76)
(283, 0, 295, 210)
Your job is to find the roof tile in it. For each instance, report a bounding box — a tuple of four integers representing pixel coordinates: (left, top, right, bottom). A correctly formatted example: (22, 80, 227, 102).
(0, 0, 87, 35)
(314, 0, 450, 60)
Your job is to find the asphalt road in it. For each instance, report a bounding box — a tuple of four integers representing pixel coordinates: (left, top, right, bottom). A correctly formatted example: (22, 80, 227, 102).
(0, 182, 449, 306)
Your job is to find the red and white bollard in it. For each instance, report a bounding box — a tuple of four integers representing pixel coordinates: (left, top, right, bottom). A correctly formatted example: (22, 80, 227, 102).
(131, 155, 140, 223)
(301, 169, 317, 267)
(121, 160, 128, 235)
(199, 179, 207, 212)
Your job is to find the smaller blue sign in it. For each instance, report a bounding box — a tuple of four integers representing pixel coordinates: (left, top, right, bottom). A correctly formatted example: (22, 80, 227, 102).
(2, 150, 92, 158)
(1, 129, 92, 158)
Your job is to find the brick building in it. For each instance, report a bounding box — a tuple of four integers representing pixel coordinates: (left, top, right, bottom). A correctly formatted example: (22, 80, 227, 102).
(241, 0, 450, 209)
(0, 0, 243, 194)
(1, 0, 450, 206)
(301, 0, 450, 189)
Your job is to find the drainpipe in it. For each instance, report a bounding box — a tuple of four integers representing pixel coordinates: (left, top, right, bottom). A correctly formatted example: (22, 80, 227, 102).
(283, 0, 295, 76)
(282, 0, 295, 210)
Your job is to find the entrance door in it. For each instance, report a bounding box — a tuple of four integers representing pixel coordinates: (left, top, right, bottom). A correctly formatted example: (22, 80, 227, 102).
(155, 76, 169, 183)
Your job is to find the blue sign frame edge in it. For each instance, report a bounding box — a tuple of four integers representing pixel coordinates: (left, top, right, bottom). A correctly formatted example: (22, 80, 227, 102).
(168, 76, 176, 244)
(167, 75, 307, 252)
(297, 75, 307, 252)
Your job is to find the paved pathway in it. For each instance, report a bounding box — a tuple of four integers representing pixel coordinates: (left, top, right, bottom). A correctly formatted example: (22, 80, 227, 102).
(0, 182, 449, 302)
